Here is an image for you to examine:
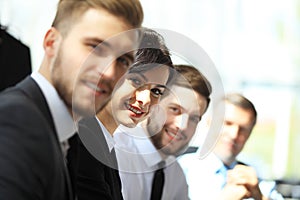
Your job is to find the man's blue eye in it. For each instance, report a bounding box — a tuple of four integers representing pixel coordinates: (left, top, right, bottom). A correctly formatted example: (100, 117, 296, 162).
(169, 107, 179, 113)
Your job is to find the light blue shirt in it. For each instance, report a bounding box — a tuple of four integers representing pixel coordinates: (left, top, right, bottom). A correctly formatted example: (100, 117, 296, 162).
(178, 150, 284, 200)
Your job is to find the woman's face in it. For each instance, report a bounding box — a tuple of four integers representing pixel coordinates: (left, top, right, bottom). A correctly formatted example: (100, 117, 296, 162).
(110, 65, 170, 127)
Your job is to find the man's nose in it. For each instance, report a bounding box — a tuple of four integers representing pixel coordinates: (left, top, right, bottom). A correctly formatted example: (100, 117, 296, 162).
(174, 113, 189, 131)
(228, 125, 240, 138)
(101, 59, 117, 81)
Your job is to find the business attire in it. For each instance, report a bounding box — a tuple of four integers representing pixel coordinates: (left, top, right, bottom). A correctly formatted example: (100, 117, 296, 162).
(114, 125, 189, 200)
(178, 150, 284, 200)
(68, 116, 123, 200)
(0, 72, 75, 200)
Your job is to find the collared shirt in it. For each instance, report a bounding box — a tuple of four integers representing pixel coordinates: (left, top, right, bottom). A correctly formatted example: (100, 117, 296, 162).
(114, 124, 189, 200)
(31, 72, 76, 155)
(95, 117, 115, 153)
(178, 150, 284, 200)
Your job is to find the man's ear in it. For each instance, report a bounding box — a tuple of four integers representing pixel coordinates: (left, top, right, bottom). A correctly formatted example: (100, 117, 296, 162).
(43, 27, 61, 57)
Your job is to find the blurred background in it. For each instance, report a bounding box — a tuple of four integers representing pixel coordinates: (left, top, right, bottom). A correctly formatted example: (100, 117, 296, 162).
(1, 0, 299, 195)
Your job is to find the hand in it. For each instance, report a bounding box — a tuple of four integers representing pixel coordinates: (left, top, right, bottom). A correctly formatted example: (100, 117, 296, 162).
(224, 164, 268, 200)
(218, 183, 250, 200)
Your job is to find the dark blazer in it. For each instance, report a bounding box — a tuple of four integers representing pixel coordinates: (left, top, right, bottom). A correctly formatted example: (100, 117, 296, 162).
(0, 77, 73, 200)
(68, 116, 123, 200)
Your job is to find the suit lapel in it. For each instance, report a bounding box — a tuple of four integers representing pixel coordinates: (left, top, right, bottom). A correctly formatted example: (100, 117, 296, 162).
(16, 76, 56, 132)
(16, 77, 74, 200)
(67, 134, 80, 197)
(77, 116, 123, 199)
(78, 117, 111, 163)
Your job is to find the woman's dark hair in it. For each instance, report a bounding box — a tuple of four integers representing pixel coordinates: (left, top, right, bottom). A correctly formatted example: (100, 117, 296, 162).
(128, 28, 174, 85)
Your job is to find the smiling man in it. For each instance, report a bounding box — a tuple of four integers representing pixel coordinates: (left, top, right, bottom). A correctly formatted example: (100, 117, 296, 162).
(114, 64, 212, 200)
(0, 0, 143, 199)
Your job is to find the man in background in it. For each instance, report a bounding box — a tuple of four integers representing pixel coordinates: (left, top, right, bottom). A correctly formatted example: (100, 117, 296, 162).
(179, 93, 284, 200)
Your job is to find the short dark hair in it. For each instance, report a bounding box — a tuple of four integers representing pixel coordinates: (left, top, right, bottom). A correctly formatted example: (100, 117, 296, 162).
(128, 28, 174, 85)
(172, 64, 212, 110)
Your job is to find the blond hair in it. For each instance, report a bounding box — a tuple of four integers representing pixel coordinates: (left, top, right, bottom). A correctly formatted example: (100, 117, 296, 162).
(52, 0, 144, 36)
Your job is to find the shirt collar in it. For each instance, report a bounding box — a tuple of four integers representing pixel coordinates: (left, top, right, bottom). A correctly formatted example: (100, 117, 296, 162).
(132, 124, 176, 168)
(95, 117, 115, 152)
(228, 160, 238, 169)
(31, 72, 76, 142)
(207, 152, 237, 174)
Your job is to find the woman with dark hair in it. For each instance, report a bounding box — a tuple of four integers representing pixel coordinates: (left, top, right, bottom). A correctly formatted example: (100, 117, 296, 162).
(68, 28, 174, 200)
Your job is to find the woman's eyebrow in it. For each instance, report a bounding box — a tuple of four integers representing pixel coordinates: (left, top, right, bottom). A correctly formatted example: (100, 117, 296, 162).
(154, 84, 166, 88)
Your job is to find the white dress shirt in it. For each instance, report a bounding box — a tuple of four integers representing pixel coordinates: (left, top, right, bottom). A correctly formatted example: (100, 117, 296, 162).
(95, 117, 115, 153)
(178, 150, 284, 200)
(114, 124, 189, 200)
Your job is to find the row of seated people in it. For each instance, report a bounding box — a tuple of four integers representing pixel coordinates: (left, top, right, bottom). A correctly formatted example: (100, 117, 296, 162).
(0, 1, 291, 199)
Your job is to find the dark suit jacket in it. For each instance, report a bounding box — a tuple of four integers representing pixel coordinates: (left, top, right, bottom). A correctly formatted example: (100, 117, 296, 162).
(67, 116, 123, 200)
(0, 77, 73, 200)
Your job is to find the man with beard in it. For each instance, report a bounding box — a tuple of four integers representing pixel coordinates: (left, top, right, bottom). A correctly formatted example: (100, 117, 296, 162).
(113, 64, 212, 200)
(0, 0, 143, 199)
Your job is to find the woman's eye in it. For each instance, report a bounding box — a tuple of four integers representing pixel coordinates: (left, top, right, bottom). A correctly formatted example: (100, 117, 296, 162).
(151, 88, 163, 97)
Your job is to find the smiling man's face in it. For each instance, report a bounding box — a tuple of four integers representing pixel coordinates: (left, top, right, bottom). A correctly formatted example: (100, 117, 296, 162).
(148, 85, 208, 156)
(48, 8, 137, 118)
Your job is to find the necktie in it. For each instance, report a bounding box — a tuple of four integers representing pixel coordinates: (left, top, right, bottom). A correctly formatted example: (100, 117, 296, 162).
(150, 161, 165, 200)
(66, 134, 79, 198)
(110, 148, 124, 200)
(110, 147, 119, 170)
